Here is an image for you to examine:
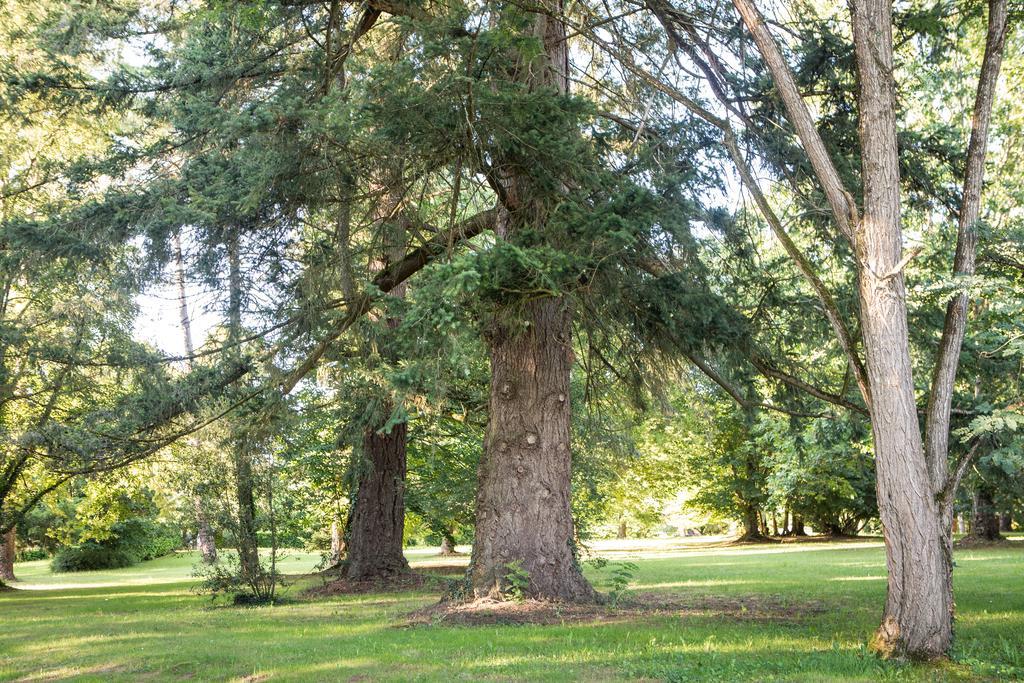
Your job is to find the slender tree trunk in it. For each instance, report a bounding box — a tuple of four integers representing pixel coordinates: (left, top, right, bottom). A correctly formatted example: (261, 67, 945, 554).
(175, 231, 217, 564)
(330, 518, 345, 566)
(470, 298, 595, 601)
(1, 528, 15, 583)
(771, 512, 778, 537)
(224, 227, 261, 587)
(969, 486, 1003, 542)
(617, 519, 628, 539)
(233, 446, 262, 585)
(344, 420, 410, 579)
(850, 0, 953, 658)
(1000, 512, 1013, 533)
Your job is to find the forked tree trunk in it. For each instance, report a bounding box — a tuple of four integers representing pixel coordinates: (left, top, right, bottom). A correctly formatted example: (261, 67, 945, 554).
(1, 528, 15, 583)
(969, 486, 1003, 542)
(469, 298, 595, 601)
(344, 421, 410, 579)
(730, 0, 1007, 661)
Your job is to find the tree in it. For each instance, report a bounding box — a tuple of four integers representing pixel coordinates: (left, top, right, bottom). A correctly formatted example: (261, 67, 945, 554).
(630, 0, 1010, 657)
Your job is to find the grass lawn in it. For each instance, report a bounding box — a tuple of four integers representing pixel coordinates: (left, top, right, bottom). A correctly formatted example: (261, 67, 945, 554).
(1, 537, 1022, 681)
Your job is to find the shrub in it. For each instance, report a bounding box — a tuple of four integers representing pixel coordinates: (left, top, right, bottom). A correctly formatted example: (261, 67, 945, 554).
(15, 547, 48, 562)
(51, 543, 136, 572)
(50, 518, 180, 573)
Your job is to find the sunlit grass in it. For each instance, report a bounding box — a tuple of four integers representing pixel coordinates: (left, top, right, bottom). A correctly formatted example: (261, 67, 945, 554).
(1, 538, 1021, 681)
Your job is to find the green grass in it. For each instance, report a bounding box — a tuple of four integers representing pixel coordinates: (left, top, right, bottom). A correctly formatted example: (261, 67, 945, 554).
(1, 537, 1022, 681)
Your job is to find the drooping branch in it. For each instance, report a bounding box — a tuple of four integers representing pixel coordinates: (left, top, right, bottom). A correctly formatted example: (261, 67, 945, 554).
(277, 207, 496, 394)
(729, 0, 860, 243)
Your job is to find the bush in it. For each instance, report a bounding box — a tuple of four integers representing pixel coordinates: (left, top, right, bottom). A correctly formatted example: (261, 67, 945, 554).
(15, 547, 48, 562)
(113, 519, 180, 561)
(51, 519, 180, 573)
(51, 543, 136, 572)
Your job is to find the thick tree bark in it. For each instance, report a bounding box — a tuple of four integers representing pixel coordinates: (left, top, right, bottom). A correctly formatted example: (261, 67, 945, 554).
(1, 528, 15, 583)
(470, 298, 595, 601)
(344, 420, 410, 579)
(969, 486, 1004, 542)
(464, 0, 594, 603)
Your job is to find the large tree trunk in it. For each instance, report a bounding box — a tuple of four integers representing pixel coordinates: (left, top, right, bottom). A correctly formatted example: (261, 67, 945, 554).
(469, 298, 595, 601)
(464, 0, 593, 603)
(1, 528, 15, 583)
(969, 486, 1003, 542)
(736, 505, 766, 542)
(344, 420, 410, 579)
(791, 515, 806, 537)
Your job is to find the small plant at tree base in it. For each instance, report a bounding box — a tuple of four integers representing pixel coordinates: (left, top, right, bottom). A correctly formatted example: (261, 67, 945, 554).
(607, 561, 638, 606)
(502, 560, 531, 602)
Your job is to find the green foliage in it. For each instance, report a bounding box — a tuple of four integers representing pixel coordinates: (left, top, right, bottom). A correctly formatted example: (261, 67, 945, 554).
(50, 518, 179, 573)
(501, 559, 530, 602)
(607, 561, 639, 606)
(194, 549, 286, 605)
(15, 547, 48, 562)
(51, 543, 136, 573)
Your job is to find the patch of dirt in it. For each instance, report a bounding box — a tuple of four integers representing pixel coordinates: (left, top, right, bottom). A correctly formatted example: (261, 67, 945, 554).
(303, 571, 452, 598)
(401, 593, 826, 628)
(955, 535, 1010, 549)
